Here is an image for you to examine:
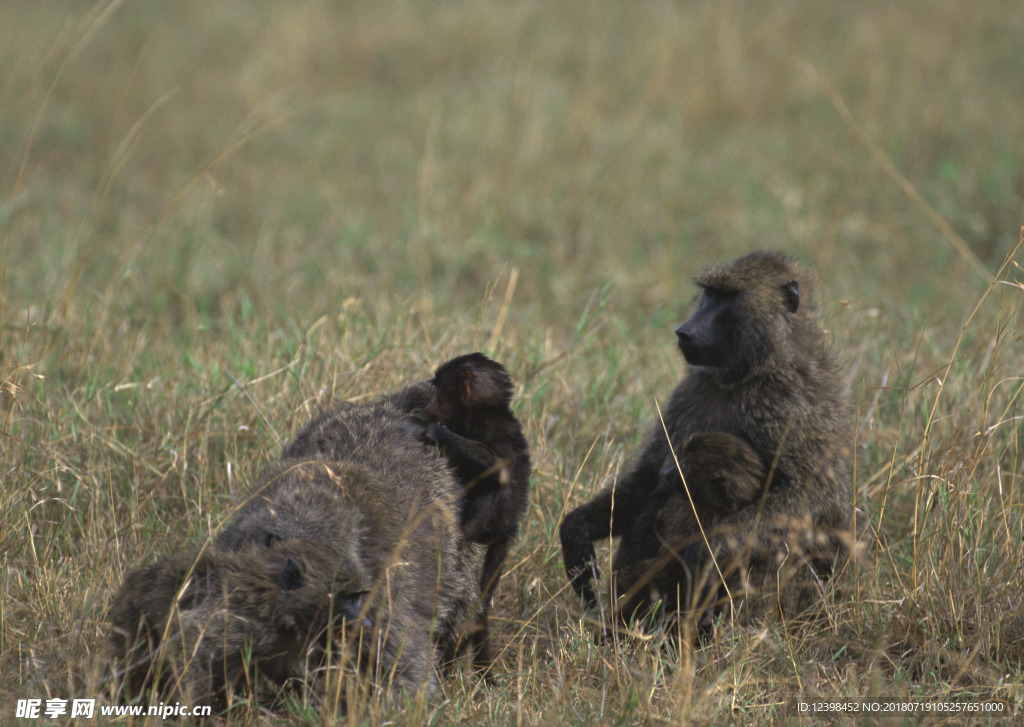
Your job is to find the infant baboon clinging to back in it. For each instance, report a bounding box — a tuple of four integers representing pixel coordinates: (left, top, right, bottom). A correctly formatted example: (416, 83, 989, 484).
(421, 353, 531, 670)
(560, 251, 853, 625)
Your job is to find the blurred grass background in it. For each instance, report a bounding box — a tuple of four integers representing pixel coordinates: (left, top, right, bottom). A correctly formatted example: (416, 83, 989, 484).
(2, 0, 1023, 723)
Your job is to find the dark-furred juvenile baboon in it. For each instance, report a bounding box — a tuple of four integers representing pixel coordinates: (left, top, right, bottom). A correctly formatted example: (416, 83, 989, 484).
(108, 539, 367, 705)
(560, 251, 852, 625)
(109, 396, 482, 706)
(622, 433, 767, 622)
(661, 432, 766, 517)
(421, 353, 531, 669)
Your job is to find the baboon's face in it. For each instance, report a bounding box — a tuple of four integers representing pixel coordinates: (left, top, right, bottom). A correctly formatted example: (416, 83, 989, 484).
(675, 287, 740, 369)
(424, 377, 462, 421)
(425, 353, 513, 423)
(675, 273, 800, 374)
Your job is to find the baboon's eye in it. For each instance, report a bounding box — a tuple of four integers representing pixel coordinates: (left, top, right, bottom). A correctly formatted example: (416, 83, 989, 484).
(781, 280, 800, 313)
(702, 286, 738, 302)
(279, 557, 305, 591)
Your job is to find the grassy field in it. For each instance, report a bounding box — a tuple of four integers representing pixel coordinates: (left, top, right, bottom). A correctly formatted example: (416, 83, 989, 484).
(2, 1, 1023, 724)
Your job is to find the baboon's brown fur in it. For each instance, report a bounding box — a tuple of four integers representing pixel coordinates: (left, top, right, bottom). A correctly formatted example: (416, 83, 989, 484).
(560, 251, 853, 626)
(108, 394, 481, 706)
(108, 539, 365, 704)
(669, 431, 766, 517)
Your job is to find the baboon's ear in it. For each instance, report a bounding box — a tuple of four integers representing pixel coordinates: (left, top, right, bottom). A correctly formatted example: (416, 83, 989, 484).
(459, 371, 473, 404)
(782, 280, 800, 313)
(279, 557, 305, 592)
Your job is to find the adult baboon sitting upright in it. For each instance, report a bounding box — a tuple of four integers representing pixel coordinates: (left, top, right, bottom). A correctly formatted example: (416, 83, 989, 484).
(560, 251, 853, 625)
(108, 393, 482, 706)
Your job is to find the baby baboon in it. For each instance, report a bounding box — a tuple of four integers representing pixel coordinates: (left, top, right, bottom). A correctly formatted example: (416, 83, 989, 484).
(619, 433, 767, 621)
(109, 396, 482, 705)
(421, 353, 531, 669)
(560, 251, 853, 625)
(660, 432, 766, 517)
(108, 539, 367, 705)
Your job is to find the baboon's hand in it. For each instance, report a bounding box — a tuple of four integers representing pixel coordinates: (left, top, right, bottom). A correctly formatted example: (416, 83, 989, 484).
(681, 538, 723, 624)
(560, 520, 600, 608)
(422, 421, 447, 445)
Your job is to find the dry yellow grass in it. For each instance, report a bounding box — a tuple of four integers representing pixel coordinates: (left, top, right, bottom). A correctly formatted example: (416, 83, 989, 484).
(2, 1, 1023, 723)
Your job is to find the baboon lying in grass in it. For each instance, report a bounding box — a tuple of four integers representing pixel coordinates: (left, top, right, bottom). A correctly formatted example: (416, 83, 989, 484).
(560, 251, 854, 627)
(108, 395, 481, 706)
(108, 538, 367, 704)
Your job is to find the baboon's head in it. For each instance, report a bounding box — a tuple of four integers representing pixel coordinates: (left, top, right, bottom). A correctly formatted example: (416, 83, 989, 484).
(255, 542, 370, 638)
(425, 352, 514, 421)
(680, 432, 766, 512)
(675, 252, 816, 380)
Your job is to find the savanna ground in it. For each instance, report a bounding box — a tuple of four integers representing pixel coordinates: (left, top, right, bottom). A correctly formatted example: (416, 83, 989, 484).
(2, 1, 1024, 724)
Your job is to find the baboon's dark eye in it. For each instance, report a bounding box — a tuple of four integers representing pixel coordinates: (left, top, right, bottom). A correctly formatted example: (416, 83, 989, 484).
(782, 280, 800, 313)
(279, 558, 304, 591)
(702, 286, 738, 302)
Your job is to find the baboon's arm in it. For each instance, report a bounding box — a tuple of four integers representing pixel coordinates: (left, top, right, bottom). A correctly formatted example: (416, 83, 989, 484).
(559, 441, 664, 607)
(425, 422, 506, 487)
